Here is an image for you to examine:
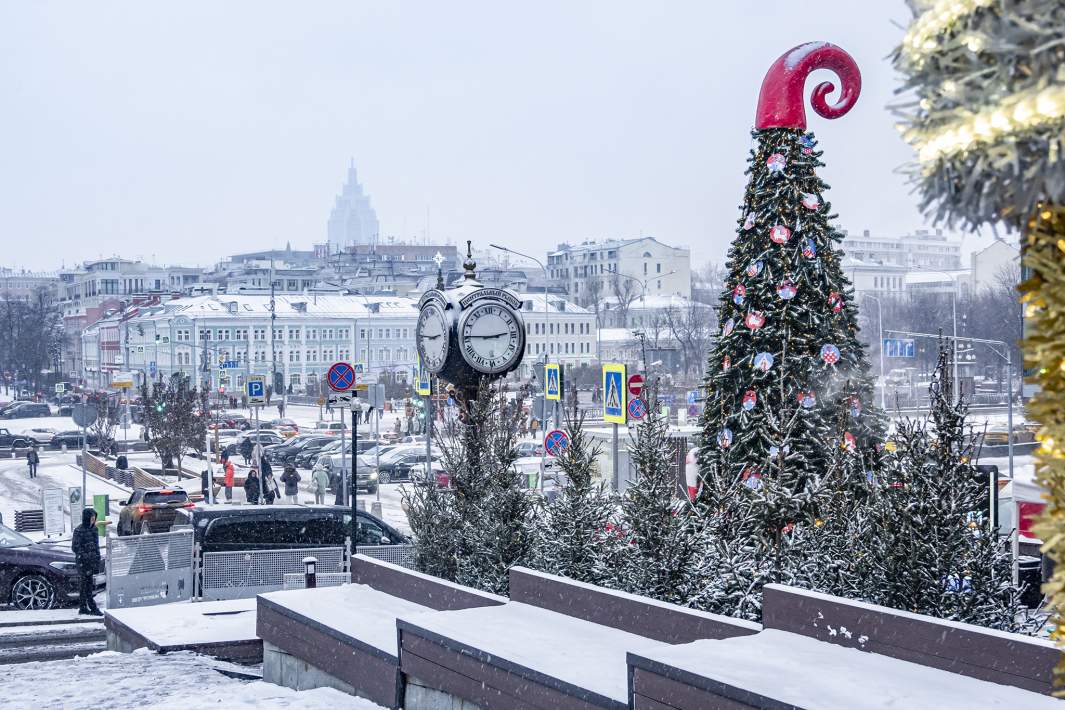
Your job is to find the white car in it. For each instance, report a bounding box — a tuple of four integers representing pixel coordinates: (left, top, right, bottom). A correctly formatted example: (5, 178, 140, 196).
(20, 427, 57, 445)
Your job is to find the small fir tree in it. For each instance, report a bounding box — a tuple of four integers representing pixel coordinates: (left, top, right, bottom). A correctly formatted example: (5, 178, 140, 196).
(139, 374, 206, 473)
(532, 409, 620, 586)
(617, 384, 700, 605)
(868, 344, 1020, 630)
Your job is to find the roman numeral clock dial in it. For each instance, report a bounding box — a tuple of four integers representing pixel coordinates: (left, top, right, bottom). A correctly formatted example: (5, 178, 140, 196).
(416, 302, 449, 373)
(458, 302, 523, 375)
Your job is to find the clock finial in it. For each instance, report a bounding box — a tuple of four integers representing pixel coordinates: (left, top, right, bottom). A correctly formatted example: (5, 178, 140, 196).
(462, 240, 477, 281)
(432, 251, 446, 289)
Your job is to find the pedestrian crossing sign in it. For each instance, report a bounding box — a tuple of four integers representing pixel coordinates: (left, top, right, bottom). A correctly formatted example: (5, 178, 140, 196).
(603, 363, 626, 425)
(415, 355, 432, 396)
(545, 363, 561, 401)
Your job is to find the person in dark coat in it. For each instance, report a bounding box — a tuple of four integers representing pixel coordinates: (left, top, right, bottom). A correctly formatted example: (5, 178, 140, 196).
(262, 465, 278, 505)
(26, 446, 39, 478)
(239, 437, 253, 466)
(244, 467, 261, 505)
(72, 508, 102, 615)
(280, 463, 301, 504)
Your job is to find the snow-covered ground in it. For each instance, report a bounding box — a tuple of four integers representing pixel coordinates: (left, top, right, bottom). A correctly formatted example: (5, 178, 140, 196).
(0, 648, 384, 709)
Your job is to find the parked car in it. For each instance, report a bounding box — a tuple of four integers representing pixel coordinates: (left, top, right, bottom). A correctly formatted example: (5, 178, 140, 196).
(515, 441, 545, 458)
(270, 418, 300, 437)
(20, 427, 57, 445)
(117, 487, 194, 536)
(50, 430, 101, 449)
(209, 429, 243, 453)
(313, 421, 347, 436)
(315, 446, 381, 494)
(2, 402, 51, 419)
(265, 435, 333, 465)
(170, 505, 408, 552)
(0, 524, 105, 609)
(0, 427, 33, 449)
(370, 447, 442, 484)
(228, 414, 251, 430)
(293, 437, 342, 469)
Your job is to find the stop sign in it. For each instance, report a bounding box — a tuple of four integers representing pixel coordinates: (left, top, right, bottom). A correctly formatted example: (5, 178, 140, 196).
(627, 374, 644, 396)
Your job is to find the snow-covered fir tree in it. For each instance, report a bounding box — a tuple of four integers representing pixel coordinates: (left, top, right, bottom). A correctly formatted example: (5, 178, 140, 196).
(868, 345, 1020, 630)
(531, 410, 620, 586)
(438, 381, 533, 596)
(618, 384, 700, 605)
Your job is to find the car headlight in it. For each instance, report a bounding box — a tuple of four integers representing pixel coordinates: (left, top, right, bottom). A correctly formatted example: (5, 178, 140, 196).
(370, 471, 378, 479)
(49, 561, 78, 572)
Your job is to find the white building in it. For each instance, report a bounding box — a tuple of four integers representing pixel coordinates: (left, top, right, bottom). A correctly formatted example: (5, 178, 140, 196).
(120, 294, 418, 395)
(516, 293, 597, 379)
(841, 257, 910, 302)
(970, 239, 1018, 292)
(547, 237, 691, 307)
(842, 228, 962, 271)
(600, 293, 712, 329)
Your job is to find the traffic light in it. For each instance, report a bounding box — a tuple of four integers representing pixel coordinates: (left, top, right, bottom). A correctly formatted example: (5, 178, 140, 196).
(155, 400, 166, 413)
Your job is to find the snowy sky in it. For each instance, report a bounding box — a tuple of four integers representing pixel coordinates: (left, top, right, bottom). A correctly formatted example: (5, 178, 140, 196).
(1, 1, 985, 272)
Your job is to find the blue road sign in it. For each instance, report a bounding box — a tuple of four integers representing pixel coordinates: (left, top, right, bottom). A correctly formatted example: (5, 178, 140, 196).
(544, 429, 570, 457)
(415, 356, 431, 396)
(883, 338, 916, 358)
(686, 390, 698, 405)
(628, 397, 646, 420)
(545, 363, 561, 401)
(218, 360, 239, 369)
(327, 361, 355, 392)
(246, 377, 265, 403)
(149, 361, 157, 377)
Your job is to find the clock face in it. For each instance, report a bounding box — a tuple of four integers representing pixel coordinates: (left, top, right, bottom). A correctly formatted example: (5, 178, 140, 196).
(458, 302, 523, 374)
(416, 302, 450, 373)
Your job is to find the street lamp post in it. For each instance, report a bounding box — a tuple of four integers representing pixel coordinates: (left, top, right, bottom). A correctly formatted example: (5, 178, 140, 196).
(490, 244, 550, 492)
(863, 294, 887, 410)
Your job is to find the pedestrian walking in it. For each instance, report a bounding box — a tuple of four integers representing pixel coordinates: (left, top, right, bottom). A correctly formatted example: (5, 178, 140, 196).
(280, 462, 301, 504)
(262, 466, 279, 505)
(223, 454, 235, 502)
(26, 446, 39, 479)
(72, 508, 102, 616)
(312, 465, 329, 504)
(239, 437, 253, 466)
(244, 467, 261, 505)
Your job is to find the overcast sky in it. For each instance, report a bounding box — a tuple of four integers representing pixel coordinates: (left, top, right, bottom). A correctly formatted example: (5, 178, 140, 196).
(1, 1, 984, 272)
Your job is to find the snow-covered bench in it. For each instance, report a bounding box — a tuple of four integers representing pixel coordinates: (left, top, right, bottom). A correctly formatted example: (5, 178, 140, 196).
(256, 554, 504, 708)
(105, 597, 261, 664)
(627, 584, 1060, 709)
(396, 566, 759, 709)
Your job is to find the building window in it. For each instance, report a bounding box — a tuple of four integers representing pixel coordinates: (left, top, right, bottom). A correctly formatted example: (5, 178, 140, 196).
(656, 263, 661, 273)
(288, 328, 300, 340)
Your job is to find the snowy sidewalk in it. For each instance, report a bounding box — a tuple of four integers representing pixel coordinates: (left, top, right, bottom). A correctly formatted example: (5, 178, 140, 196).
(0, 648, 384, 709)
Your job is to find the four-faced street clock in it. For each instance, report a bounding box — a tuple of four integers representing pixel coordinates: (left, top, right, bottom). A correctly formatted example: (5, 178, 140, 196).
(416, 242, 526, 390)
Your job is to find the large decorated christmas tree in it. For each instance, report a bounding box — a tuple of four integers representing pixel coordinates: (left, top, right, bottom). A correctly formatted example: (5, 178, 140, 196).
(698, 43, 884, 547)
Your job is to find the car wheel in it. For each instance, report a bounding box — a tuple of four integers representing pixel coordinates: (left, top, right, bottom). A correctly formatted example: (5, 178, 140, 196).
(11, 574, 57, 610)
(378, 470, 391, 485)
(10, 439, 26, 450)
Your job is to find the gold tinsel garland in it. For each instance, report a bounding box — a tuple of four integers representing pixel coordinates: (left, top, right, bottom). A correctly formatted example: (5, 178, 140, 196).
(1025, 203, 1065, 693)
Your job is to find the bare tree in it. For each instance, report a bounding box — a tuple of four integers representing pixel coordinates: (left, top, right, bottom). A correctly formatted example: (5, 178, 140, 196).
(664, 300, 714, 379)
(609, 274, 640, 328)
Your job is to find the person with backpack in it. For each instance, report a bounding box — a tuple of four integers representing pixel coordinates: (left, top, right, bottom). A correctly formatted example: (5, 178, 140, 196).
(26, 445, 39, 478)
(280, 462, 301, 504)
(261, 460, 278, 504)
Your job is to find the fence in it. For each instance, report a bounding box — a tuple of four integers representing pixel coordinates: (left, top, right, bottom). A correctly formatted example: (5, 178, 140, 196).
(107, 529, 195, 609)
(14, 509, 43, 533)
(356, 544, 415, 569)
(199, 546, 347, 601)
(282, 572, 351, 590)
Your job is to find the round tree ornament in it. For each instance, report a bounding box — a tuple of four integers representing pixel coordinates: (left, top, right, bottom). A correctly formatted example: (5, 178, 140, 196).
(766, 153, 787, 173)
(717, 428, 734, 449)
(746, 260, 764, 278)
(742, 390, 757, 411)
(828, 291, 843, 313)
(753, 352, 775, 373)
(843, 431, 857, 452)
(820, 343, 841, 365)
(776, 280, 797, 300)
(801, 193, 820, 210)
(745, 311, 766, 330)
(722, 318, 735, 337)
(732, 284, 746, 305)
(743, 213, 756, 230)
(742, 467, 762, 490)
(802, 238, 817, 258)
(769, 224, 792, 244)
(798, 389, 817, 408)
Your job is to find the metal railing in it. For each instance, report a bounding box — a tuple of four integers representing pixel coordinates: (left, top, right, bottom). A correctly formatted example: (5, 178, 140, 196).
(355, 544, 415, 569)
(107, 529, 195, 609)
(198, 545, 347, 601)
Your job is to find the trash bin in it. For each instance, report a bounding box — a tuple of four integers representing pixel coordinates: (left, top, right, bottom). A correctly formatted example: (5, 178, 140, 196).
(1019, 555, 1043, 608)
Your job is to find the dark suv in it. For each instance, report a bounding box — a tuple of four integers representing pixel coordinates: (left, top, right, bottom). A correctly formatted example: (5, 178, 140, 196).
(171, 505, 408, 552)
(0, 524, 105, 609)
(2, 402, 51, 419)
(117, 488, 193, 536)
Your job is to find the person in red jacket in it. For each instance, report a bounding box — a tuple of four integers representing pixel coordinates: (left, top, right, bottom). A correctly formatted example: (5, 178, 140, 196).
(223, 454, 235, 502)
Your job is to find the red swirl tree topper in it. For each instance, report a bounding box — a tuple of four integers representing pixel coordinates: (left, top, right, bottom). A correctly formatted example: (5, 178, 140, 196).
(755, 42, 861, 130)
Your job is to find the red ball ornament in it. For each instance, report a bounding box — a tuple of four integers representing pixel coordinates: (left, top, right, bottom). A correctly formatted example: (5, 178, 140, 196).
(722, 355, 731, 371)
(745, 311, 766, 330)
(801, 193, 820, 210)
(769, 225, 792, 244)
(843, 432, 857, 452)
(828, 291, 843, 313)
(732, 284, 746, 305)
(742, 390, 757, 411)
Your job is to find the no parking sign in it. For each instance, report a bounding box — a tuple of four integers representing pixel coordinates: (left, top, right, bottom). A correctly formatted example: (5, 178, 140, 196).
(543, 429, 570, 457)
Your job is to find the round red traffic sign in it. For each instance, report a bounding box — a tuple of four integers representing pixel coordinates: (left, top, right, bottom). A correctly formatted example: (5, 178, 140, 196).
(327, 362, 355, 392)
(543, 429, 570, 457)
(627, 374, 645, 396)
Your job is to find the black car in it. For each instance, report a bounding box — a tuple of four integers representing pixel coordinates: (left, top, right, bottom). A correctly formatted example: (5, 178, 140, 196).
(2, 402, 51, 419)
(51, 431, 101, 449)
(0, 524, 105, 609)
(171, 505, 408, 552)
(374, 449, 440, 484)
(292, 437, 340, 469)
(264, 435, 333, 464)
